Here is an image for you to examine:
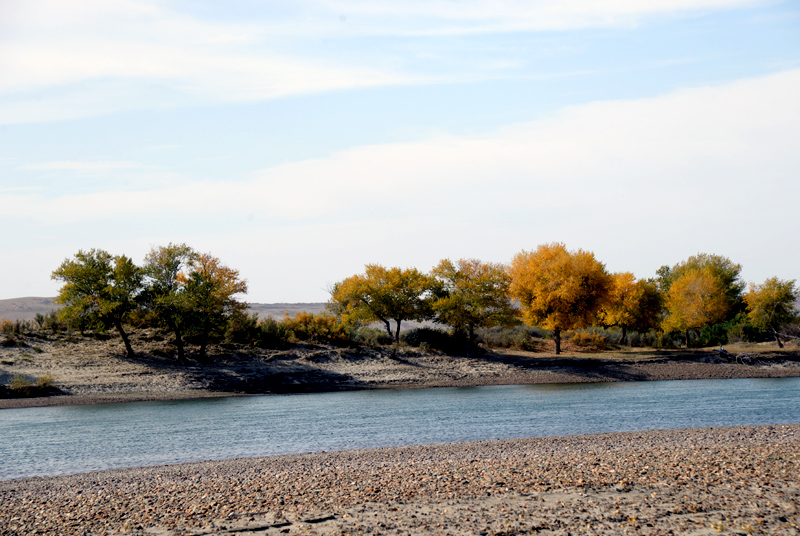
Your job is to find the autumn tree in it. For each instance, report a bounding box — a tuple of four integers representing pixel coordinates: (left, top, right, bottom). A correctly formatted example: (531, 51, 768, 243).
(52, 249, 143, 357)
(744, 277, 799, 348)
(328, 264, 433, 343)
(430, 258, 517, 345)
(508, 243, 612, 354)
(599, 272, 663, 344)
(142, 243, 197, 362)
(657, 253, 744, 320)
(180, 252, 248, 360)
(662, 266, 730, 347)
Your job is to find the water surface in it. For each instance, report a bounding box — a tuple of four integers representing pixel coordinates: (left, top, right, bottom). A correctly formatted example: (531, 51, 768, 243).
(1, 377, 799, 481)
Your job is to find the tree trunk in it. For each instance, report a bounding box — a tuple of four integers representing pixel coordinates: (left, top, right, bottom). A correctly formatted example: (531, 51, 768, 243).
(554, 328, 561, 355)
(685, 329, 690, 348)
(199, 334, 208, 361)
(174, 327, 186, 363)
(382, 319, 393, 340)
(394, 319, 402, 344)
(773, 329, 785, 348)
(114, 320, 135, 358)
(619, 326, 628, 345)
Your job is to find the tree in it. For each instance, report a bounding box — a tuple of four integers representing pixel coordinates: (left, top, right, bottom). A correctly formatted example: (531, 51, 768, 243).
(745, 277, 799, 348)
(142, 243, 197, 362)
(180, 252, 248, 360)
(599, 272, 663, 344)
(657, 253, 744, 320)
(662, 266, 730, 347)
(52, 249, 143, 357)
(430, 258, 517, 345)
(328, 264, 433, 343)
(508, 243, 612, 354)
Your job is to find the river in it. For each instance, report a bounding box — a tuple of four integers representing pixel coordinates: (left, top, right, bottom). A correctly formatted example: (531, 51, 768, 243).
(1, 377, 799, 481)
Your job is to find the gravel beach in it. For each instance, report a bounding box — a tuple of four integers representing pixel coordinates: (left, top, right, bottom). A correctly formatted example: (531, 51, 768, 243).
(1, 424, 798, 535)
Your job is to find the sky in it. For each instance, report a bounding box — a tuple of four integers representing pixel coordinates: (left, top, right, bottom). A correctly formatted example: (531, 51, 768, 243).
(1, 0, 799, 303)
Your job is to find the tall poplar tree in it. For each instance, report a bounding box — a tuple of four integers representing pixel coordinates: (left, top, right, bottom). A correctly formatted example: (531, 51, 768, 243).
(508, 243, 611, 354)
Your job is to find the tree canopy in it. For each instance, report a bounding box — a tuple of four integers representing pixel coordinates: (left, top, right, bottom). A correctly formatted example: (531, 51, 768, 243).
(662, 266, 730, 346)
(745, 277, 798, 347)
(328, 264, 433, 342)
(508, 243, 612, 354)
(430, 258, 517, 344)
(180, 252, 249, 360)
(142, 243, 197, 362)
(52, 249, 142, 357)
(599, 272, 663, 344)
(657, 253, 744, 319)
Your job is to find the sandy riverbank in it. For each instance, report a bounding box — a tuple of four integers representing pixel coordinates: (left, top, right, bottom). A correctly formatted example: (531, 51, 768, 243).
(1, 424, 798, 535)
(1, 331, 799, 409)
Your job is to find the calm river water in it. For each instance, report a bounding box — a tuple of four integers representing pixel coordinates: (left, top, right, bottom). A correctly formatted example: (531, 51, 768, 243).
(2, 377, 799, 481)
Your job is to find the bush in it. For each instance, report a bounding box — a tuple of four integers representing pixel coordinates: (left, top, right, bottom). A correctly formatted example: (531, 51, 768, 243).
(401, 327, 457, 352)
(569, 328, 613, 351)
(37, 373, 58, 389)
(256, 317, 291, 349)
(8, 373, 32, 396)
(225, 311, 261, 345)
(476, 325, 544, 351)
(354, 327, 393, 348)
(282, 312, 351, 345)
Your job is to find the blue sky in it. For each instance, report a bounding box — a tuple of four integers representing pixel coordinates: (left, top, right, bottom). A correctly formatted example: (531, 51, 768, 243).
(1, 0, 798, 303)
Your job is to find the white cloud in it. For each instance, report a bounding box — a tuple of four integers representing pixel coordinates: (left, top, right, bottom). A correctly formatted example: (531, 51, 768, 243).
(4, 68, 798, 299)
(319, 0, 764, 35)
(0, 0, 770, 124)
(21, 160, 147, 173)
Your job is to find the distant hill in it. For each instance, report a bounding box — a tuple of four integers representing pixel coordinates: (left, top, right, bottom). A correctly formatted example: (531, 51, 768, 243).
(0, 297, 61, 321)
(0, 297, 326, 322)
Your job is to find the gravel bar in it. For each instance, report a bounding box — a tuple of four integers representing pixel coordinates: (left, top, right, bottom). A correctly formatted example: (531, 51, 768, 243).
(1, 424, 798, 535)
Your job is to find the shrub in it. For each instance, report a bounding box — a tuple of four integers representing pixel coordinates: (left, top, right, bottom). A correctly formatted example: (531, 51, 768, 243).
(568, 328, 613, 351)
(401, 327, 456, 352)
(225, 311, 261, 345)
(256, 317, 291, 349)
(354, 327, 393, 348)
(283, 312, 351, 344)
(476, 325, 544, 351)
(37, 373, 58, 389)
(0, 318, 13, 336)
(8, 374, 33, 396)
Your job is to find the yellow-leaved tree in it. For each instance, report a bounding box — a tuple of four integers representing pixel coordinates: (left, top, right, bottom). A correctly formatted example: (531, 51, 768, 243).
(328, 264, 433, 343)
(599, 272, 663, 344)
(744, 277, 798, 347)
(430, 258, 517, 345)
(508, 243, 612, 354)
(178, 252, 248, 360)
(662, 266, 729, 347)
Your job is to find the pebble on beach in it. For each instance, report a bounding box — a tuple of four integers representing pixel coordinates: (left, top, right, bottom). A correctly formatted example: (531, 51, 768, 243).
(1, 424, 798, 535)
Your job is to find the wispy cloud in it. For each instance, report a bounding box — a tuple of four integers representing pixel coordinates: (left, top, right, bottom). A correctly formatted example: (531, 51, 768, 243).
(5, 68, 797, 227)
(0, 0, 769, 124)
(21, 160, 148, 174)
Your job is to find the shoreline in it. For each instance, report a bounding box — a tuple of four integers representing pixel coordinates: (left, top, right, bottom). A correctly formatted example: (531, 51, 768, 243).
(2, 334, 799, 410)
(0, 363, 800, 411)
(3, 353, 800, 410)
(2, 424, 798, 535)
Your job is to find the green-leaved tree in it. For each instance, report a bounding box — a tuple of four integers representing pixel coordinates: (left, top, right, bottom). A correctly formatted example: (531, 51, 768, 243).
(52, 249, 143, 357)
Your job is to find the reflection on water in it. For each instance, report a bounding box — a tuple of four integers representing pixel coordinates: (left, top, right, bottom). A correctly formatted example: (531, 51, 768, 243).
(1, 377, 799, 480)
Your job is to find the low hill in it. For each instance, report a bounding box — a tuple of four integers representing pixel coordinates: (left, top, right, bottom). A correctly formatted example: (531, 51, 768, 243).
(0, 297, 326, 322)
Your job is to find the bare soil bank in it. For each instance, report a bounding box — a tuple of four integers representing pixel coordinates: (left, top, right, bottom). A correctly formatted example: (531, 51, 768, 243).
(1, 424, 798, 535)
(1, 329, 799, 409)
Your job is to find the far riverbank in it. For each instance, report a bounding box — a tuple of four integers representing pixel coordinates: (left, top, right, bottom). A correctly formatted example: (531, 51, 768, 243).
(1, 332, 799, 409)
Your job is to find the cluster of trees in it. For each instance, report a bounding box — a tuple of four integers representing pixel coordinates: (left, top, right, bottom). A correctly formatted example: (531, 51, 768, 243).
(50, 242, 798, 359)
(329, 244, 798, 354)
(52, 244, 247, 360)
